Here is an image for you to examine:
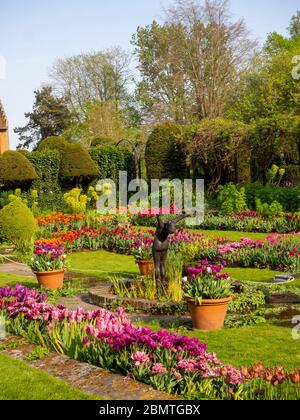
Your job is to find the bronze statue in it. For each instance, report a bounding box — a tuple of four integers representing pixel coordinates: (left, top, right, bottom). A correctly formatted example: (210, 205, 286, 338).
(153, 213, 190, 289)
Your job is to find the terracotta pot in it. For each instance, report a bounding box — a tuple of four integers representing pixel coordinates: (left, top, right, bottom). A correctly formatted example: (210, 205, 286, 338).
(34, 270, 65, 290)
(136, 260, 155, 276)
(186, 297, 232, 331)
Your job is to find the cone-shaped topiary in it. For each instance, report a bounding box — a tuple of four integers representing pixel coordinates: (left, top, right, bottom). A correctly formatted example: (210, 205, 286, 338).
(0, 151, 38, 188)
(59, 144, 100, 186)
(145, 122, 186, 180)
(37, 136, 69, 154)
(0, 199, 37, 243)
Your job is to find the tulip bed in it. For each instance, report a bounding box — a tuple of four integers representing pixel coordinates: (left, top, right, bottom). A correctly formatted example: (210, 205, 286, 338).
(1, 285, 299, 400)
(131, 211, 300, 234)
(35, 212, 300, 272)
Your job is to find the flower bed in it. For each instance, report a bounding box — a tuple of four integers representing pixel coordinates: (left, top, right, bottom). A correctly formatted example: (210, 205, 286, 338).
(35, 212, 300, 272)
(0, 285, 299, 400)
(131, 210, 300, 234)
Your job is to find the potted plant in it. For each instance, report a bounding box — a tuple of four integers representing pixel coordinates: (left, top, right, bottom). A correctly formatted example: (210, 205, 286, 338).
(28, 242, 68, 290)
(131, 240, 154, 276)
(184, 268, 233, 331)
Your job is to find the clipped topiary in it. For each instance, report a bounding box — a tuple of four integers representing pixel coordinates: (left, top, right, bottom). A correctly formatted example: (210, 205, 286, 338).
(0, 199, 37, 243)
(145, 122, 186, 180)
(0, 151, 38, 188)
(60, 144, 100, 186)
(37, 136, 69, 154)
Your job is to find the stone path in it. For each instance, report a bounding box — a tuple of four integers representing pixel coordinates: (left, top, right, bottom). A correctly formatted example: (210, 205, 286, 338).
(0, 336, 178, 400)
(0, 262, 34, 277)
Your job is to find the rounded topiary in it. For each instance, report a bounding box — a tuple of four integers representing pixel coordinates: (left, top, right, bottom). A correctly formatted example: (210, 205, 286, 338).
(59, 144, 100, 185)
(0, 199, 37, 243)
(145, 122, 186, 180)
(0, 151, 38, 188)
(37, 136, 69, 154)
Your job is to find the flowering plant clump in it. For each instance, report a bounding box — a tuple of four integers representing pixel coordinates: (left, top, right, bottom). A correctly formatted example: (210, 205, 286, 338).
(131, 238, 153, 261)
(28, 243, 68, 272)
(36, 212, 84, 233)
(1, 285, 299, 400)
(184, 273, 233, 305)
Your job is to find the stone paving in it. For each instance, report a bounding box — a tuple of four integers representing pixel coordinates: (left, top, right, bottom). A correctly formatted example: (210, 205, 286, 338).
(0, 336, 178, 400)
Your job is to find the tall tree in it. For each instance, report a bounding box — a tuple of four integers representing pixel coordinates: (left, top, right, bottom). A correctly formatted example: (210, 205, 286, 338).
(289, 10, 300, 39)
(228, 23, 300, 122)
(132, 0, 256, 123)
(50, 47, 131, 117)
(15, 85, 73, 149)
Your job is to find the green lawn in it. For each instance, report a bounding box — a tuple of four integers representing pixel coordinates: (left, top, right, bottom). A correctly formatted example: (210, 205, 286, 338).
(0, 354, 98, 400)
(198, 230, 268, 242)
(138, 322, 300, 371)
(0, 272, 36, 288)
(67, 250, 139, 279)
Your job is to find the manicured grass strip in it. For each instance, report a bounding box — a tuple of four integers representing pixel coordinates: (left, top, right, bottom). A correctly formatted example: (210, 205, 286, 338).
(0, 354, 98, 400)
(67, 250, 139, 279)
(138, 323, 300, 371)
(225, 268, 285, 283)
(0, 273, 37, 288)
(196, 230, 268, 242)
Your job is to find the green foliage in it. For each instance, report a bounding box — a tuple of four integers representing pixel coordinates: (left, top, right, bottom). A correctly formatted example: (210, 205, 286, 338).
(0, 199, 37, 244)
(26, 346, 50, 361)
(184, 275, 233, 304)
(91, 137, 117, 147)
(188, 119, 250, 191)
(255, 199, 283, 217)
(145, 122, 186, 180)
(217, 184, 248, 215)
(14, 85, 74, 150)
(27, 150, 64, 211)
(225, 314, 266, 329)
(60, 144, 99, 186)
(244, 183, 300, 212)
(90, 145, 136, 183)
(37, 136, 69, 154)
(249, 116, 300, 183)
(229, 288, 266, 314)
(0, 151, 38, 188)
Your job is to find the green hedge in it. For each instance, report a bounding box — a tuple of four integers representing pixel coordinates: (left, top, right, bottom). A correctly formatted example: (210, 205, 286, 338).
(90, 146, 136, 184)
(27, 150, 64, 211)
(145, 122, 186, 180)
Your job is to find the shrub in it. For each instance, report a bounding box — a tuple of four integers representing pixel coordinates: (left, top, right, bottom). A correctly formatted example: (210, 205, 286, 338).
(255, 199, 283, 217)
(0, 199, 37, 244)
(0, 151, 38, 188)
(60, 144, 99, 186)
(27, 150, 64, 212)
(90, 146, 136, 183)
(217, 184, 248, 215)
(145, 122, 186, 180)
(37, 136, 69, 154)
(244, 183, 300, 212)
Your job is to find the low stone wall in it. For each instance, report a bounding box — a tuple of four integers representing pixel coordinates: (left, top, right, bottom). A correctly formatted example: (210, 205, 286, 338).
(88, 282, 187, 313)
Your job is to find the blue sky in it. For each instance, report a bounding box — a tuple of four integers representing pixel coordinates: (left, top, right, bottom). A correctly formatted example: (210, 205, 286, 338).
(0, 0, 299, 148)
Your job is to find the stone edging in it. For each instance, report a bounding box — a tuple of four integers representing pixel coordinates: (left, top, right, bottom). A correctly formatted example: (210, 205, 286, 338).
(0, 336, 179, 400)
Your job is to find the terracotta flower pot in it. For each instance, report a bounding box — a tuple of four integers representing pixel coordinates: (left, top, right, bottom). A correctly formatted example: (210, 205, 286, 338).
(136, 260, 155, 276)
(186, 297, 232, 331)
(34, 270, 65, 290)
